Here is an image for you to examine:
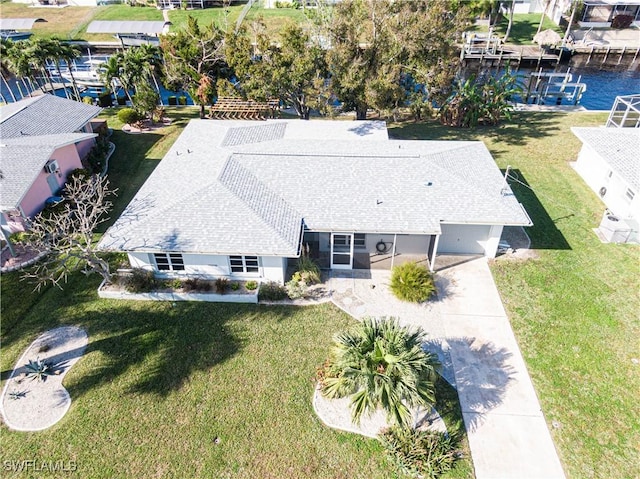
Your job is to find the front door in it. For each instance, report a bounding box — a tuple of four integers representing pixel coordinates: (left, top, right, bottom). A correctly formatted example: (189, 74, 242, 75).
(331, 233, 354, 269)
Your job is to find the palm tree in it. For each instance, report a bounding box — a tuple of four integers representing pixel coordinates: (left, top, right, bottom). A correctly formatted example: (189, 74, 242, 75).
(101, 47, 159, 105)
(45, 38, 71, 99)
(25, 39, 57, 95)
(503, 0, 516, 43)
(4, 40, 38, 97)
(59, 42, 82, 101)
(0, 39, 18, 102)
(321, 317, 440, 428)
(101, 54, 124, 99)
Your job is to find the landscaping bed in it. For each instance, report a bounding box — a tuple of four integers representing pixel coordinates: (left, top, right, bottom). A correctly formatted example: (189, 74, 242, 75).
(98, 277, 259, 304)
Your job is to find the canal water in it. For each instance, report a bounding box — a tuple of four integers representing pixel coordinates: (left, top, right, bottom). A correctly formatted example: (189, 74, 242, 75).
(564, 67, 640, 110)
(1, 57, 638, 111)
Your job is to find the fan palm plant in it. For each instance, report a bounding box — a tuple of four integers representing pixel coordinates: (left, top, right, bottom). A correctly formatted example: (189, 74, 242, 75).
(321, 317, 440, 428)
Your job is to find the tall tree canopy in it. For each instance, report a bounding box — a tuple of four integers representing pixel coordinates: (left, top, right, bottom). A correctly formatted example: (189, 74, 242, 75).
(160, 16, 227, 118)
(326, 0, 471, 119)
(226, 21, 328, 119)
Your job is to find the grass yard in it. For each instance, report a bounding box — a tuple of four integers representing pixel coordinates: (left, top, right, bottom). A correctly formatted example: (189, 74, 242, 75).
(494, 13, 565, 45)
(0, 3, 95, 40)
(96, 106, 201, 231)
(0, 106, 473, 479)
(390, 111, 640, 479)
(0, 276, 471, 478)
(0, 3, 310, 40)
(165, 4, 245, 30)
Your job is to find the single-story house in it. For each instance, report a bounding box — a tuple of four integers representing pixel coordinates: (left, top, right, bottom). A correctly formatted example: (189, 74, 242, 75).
(99, 120, 532, 283)
(0, 95, 102, 236)
(571, 126, 639, 243)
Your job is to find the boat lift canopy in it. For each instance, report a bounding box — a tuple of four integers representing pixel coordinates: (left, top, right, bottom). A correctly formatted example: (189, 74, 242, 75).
(0, 18, 46, 31)
(86, 21, 169, 35)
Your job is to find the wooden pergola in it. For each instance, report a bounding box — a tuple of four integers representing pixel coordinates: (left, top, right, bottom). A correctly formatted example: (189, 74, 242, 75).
(209, 98, 280, 120)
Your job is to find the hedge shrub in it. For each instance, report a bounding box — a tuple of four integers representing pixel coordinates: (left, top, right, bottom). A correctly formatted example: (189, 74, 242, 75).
(380, 426, 458, 479)
(117, 108, 141, 125)
(389, 262, 435, 302)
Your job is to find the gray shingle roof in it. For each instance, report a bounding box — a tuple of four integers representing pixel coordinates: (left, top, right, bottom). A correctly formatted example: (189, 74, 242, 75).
(0, 133, 97, 209)
(222, 122, 287, 147)
(99, 120, 531, 256)
(0, 95, 101, 138)
(571, 127, 640, 191)
(219, 157, 302, 252)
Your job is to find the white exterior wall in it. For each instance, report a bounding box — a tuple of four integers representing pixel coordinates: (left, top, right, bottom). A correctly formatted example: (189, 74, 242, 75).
(572, 146, 639, 222)
(438, 224, 493, 255)
(514, 0, 543, 14)
(128, 252, 153, 270)
(260, 256, 287, 284)
(485, 225, 504, 258)
(126, 252, 287, 283)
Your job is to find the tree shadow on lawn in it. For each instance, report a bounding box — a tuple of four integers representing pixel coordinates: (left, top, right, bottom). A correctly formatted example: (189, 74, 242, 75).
(98, 131, 164, 233)
(62, 301, 262, 399)
(0, 271, 294, 399)
(507, 169, 571, 250)
(389, 112, 566, 147)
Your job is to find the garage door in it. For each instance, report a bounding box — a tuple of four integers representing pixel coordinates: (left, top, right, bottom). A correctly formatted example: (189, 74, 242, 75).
(438, 224, 490, 255)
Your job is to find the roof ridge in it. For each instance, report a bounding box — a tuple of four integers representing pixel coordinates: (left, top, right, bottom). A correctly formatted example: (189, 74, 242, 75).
(218, 156, 302, 252)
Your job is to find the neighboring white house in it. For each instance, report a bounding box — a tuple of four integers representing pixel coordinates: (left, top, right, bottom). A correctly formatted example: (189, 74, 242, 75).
(571, 127, 640, 243)
(98, 120, 532, 284)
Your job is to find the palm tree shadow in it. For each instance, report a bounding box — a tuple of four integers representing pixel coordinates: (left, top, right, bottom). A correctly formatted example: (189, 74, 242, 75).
(439, 336, 516, 432)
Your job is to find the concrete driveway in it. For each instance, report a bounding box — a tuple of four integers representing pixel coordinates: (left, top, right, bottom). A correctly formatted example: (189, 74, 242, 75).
(329, 257, 566, 479)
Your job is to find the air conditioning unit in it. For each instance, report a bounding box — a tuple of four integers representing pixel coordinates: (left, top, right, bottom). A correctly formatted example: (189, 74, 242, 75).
(598, 211, 632, 243)
(44, 160, 59, 174)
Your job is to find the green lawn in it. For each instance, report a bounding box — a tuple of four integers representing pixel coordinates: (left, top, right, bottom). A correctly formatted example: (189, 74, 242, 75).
(2, 108, 637, 478)
(0, 3, 95, 40)
(97, 106, 201, 231)
(390, 111, 640, 479)
(0, 3, 309, 41)
(0, 107, 472, 479)
(494, 13, 565, 45)
(0, 278, 471, 478)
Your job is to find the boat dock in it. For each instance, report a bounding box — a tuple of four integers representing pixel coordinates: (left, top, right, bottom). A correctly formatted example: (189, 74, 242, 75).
(460, 44, 561, 66)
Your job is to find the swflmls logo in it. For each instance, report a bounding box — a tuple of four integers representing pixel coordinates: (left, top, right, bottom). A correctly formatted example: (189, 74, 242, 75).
(3, 460, 77, 472)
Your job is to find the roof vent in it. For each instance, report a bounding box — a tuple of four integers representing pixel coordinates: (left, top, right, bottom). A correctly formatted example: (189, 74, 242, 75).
(424, 181, 433, 187)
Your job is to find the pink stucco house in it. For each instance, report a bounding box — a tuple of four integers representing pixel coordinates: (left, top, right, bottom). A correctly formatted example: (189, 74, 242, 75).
(0, 95, 102, 238)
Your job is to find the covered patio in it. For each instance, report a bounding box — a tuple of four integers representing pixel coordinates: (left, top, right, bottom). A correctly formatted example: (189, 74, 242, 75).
(302, 231, 435, 271)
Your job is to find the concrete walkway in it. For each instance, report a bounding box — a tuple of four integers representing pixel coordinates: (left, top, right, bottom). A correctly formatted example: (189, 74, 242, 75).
(328, 257, 566, 479)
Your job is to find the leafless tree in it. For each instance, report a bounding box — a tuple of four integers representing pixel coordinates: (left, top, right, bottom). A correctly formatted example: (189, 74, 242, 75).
(22, 174, 117, 290)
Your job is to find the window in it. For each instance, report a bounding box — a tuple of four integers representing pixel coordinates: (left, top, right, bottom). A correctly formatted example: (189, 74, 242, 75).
(229, 256, 259, 273)
(153, 253, 185, 271)
(625, 188, 635, 202)
(354, 233, 366, 249)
